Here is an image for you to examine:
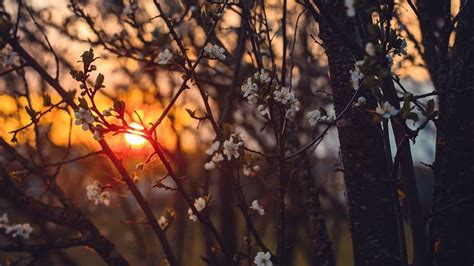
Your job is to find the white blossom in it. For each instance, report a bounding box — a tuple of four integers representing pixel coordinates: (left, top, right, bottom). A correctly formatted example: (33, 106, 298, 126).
(306, 110, 321, 126)
(350, 60, 365, 89)
(345, 0, 355, 17)
(243, 165, 252, 176)
(273, 86, 299, 120)
(204, 161, 216, 170)
(247, 94, 259, 105)
(376, 101, 399, 119)
(273, 87, 295, 105)
(158, 216, 168, 230)
(98, 191, 111, 206)
(204, 141, 224, 170)
(204, 44, 226, 61)
(241, 70, 272, 106)
(158, 49, 173, 65)
(254, 251, 272, 266)
(5, 223, 33, 239)
(188, 197, 206, 222)
(206, 141, 220, 155)
(223, 134, 244, 161)
(250, 200, 265, 216)
(365, 42, 376, 57)
(86, 181, 111, 206)
(187, 209, 197, 222)
(74, 108, 94, 131)
(195, 197, 207, 212)
(350, 69, 364, 89)
(320, 113, 335, 123)
(241, 77, 260, 105)
(241, 78, 258, 98)
(204, 152, 224, 170)
(212, 152, 224, 162)
(254, 69, 271, 84)
(354, 96, 367, 107)
(243, 164, 260, 177)
(1, 214, 33, 239)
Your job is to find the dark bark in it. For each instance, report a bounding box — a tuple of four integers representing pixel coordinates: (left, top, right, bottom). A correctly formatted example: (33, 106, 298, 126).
(291, 30, 335, 264)
(355, 5, 428, 264)
(217, 165, 237, 261)
(430, 2, 474, 265)
(416, 1, 474, 265)
(314, 1, 401, 265)
(214, 3, 251, 261)
(299, 166, 335, 266)
(416, 0, 445, 90)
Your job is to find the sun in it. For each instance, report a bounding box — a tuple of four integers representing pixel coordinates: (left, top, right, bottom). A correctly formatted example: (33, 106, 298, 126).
(125, 122, 146, 146)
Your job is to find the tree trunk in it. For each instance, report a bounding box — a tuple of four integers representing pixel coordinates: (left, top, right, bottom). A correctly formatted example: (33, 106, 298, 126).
(316, 1, 401, 265)
(299, 165, 335, 266)
(431, 3, 474, 265)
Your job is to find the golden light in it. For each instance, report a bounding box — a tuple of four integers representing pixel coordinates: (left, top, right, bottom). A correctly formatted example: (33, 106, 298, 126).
(125, 122, 146, 146)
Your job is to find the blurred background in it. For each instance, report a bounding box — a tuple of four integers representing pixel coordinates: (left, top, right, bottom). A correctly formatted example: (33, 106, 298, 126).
(0, 0, 445, 265)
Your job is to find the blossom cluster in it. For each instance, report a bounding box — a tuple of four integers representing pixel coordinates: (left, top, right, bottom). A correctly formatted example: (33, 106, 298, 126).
(86, 180, 111, 206)
(254, 251, 272, 266)
(305, 109, 334, 126)
(204, 44, 226, 61)
(273, 86, 299, 119)
(158, 49, 173, 65)
(0, 213, 33, 239)
(158, 209, 176, 230)
(75, 108, 95, 131)
(204, 133, 244, 170)
(188, 197, 207, 222)
(204, 140, 223, 170)
(241, 69, 271, 105)
(74, 107, 105, 140)
(349, 43, 383, 91)
(243, 163, 260, 177)
(223, 134, 244, 160)
(241, 69, 299, 120)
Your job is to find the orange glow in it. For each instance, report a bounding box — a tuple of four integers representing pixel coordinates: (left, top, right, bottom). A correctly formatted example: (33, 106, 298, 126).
(125, 122, 146, 146)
